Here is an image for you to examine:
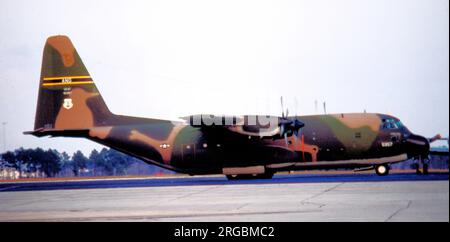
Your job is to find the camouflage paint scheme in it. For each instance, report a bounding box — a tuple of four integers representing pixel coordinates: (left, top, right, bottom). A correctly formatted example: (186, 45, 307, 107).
(25, 36, 430, 177)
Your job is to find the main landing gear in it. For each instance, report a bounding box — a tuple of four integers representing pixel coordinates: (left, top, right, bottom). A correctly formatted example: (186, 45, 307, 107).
(413, 158, 429, 175)
(375, 164, 390, 176)
(226, 172, 274, 180)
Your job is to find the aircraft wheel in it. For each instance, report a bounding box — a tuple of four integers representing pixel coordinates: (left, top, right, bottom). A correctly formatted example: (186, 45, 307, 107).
(412, 163, 422, 175)
(423, 164, 429, 175)
(256, 172, 274, 179)
(226, 173, 274, 180)
(375, 164, 390, 176)
(226, 174, 253, 180)
(226, 175, 239, 180)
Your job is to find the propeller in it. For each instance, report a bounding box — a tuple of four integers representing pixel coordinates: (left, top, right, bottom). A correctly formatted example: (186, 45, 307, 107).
(279, 97, 305, 147)
(280, 97, 286, 118)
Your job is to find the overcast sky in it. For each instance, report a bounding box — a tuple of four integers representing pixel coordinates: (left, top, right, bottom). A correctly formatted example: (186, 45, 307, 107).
(0, 0, 448, 155)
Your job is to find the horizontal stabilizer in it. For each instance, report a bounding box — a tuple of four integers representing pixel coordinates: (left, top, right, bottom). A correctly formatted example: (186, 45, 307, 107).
(23, 128, 90, 138)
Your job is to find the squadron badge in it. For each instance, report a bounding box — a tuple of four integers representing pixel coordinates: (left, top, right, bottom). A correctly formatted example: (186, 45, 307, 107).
(63, 98, 73, 110)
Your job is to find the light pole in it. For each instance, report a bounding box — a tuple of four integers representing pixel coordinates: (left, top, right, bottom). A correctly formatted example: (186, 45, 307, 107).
(1, 122, 6, 153)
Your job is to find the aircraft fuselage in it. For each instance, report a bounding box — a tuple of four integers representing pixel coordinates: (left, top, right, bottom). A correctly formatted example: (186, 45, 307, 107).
(82, 113, 426, 176)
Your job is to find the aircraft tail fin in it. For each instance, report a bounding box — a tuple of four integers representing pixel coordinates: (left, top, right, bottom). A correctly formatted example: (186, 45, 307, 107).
(31, 35, 113, 132)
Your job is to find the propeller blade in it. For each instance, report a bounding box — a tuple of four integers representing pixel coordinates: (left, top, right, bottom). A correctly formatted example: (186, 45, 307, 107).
(284, 133, 288, 146)
(277, 97, 306, 149)
(295, 98, 298, 118)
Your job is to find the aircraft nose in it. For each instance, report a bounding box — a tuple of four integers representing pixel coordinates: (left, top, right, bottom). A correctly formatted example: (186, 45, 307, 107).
(406, 134, 430, 159)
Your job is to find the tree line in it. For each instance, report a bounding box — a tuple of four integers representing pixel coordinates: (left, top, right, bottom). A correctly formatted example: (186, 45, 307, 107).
(0, 147, 169, 178)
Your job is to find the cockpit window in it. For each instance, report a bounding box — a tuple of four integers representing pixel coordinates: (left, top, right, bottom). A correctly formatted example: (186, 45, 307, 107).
(382, 118, 401, 129)
(395, 120, 403, 129)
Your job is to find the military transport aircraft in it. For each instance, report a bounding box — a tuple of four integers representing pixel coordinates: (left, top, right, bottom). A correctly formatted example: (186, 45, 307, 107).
(25, 35, 436, 180)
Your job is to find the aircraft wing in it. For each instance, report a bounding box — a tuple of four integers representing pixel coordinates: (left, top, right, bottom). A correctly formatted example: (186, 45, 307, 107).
(179, 114, 282, 139)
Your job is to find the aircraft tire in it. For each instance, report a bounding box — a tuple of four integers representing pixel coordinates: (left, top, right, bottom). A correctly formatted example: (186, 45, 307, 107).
(226, 173, 274, 180)
(375, 164, 390, 176)
(226, 174, 253, 180)
(256, 172, 274, 179)
(413, 163, 422, 175)
(423, 164, 429, 175)
(226, 174, 239, 180)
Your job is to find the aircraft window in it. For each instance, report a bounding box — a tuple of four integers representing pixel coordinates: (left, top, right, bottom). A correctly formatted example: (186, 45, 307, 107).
(382, 118, 399, 129)
(395, 120, 403, 129)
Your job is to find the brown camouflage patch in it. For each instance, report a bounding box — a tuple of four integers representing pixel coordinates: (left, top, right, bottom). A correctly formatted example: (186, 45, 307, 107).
(89, 126, 113, 139)
(54, 88, 98, 129)
(47, 36, 75, 67)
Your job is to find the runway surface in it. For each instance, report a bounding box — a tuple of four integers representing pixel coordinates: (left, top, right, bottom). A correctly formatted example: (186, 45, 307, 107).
(0, 172, 448, 192)
(0, 173, 448, 221)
